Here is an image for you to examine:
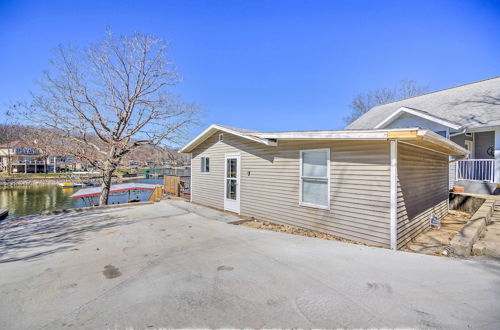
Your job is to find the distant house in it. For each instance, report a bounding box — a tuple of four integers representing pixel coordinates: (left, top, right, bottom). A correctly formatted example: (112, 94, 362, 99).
(0, 140, 75, 174)
(181, 124, 466, 249)
(346, 76, 500, 194)
(0, 141, 44, 173)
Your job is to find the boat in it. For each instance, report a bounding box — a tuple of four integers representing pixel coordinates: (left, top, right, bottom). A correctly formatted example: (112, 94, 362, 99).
(70, 183, 157, 206)
(0, 209, 8, 220)
(82, 181, 99, 186)
(58, 182, 84, 188)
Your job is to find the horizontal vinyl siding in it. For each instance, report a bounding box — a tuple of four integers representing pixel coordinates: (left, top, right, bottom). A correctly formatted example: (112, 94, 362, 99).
(396, 143, 449, 248)
(192, 131, 391, 247)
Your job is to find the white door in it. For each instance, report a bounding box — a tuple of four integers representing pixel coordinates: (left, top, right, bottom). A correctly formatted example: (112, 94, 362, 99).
(224, 154, 240, 213)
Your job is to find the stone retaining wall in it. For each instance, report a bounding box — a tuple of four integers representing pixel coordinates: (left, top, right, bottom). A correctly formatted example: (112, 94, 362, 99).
(450, 198, 497, 257)
(0, 177, 83, 187)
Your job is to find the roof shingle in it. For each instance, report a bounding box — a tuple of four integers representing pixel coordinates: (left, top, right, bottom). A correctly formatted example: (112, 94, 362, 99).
(346, 76, 500, 130)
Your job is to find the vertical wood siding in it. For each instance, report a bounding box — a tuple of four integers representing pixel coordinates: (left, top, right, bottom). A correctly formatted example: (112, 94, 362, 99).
(192, 131, 392, 247)
(396, 143, 449, 248)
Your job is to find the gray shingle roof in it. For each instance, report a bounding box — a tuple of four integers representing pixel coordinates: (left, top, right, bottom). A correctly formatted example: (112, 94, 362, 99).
(346, 76, 500, 130)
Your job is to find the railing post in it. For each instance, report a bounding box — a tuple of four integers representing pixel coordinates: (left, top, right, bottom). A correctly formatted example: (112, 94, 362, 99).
(492, 160, 495, 183)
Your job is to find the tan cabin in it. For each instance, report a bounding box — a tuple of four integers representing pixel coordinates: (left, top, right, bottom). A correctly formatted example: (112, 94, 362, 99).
(180, 124, 468, 249)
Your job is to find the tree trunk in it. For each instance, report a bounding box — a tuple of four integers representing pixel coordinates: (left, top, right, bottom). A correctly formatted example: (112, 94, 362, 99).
(7, 147, 11, 176)
(99, 162, 116, 205)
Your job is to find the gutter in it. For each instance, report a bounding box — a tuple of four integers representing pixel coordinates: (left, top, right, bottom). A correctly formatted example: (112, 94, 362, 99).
(416, 129, 469, 156)
(450, 129, 467, 137)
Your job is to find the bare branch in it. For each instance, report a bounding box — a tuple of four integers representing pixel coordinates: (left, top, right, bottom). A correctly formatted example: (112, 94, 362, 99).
(344, 80, 429, 125)
(13, 30, 200, 205)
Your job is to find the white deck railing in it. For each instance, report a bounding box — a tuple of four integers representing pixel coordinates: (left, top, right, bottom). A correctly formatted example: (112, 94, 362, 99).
(456, 159, 495, 183)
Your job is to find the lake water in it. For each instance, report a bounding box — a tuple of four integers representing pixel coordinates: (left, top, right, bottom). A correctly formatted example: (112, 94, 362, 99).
(0, 178, 163, 220)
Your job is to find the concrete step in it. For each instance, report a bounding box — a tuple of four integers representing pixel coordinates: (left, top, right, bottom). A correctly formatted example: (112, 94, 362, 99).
(472, 218, 500, 257)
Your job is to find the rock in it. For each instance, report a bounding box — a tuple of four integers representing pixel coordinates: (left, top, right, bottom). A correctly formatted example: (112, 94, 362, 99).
(471, 242, 486, 256)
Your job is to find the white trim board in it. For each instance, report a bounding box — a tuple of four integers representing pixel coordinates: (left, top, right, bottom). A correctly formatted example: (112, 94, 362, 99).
(390, 140, 398, 250)
(180, 124, 277, 153)
(190, 153, 193, 202)
(223, 153, 241, 214)
(298, 148, 331, 210)
(180, 124, 468, 157)
(375, 107, 463, 130)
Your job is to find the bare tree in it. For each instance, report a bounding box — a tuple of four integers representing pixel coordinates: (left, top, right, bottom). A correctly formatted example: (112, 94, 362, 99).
(21, 127, 60, 173)
(14, 31, 199, 204)
(344, 79, 429, 125)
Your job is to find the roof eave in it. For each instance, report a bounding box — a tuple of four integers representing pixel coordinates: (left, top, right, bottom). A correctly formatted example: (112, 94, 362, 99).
(256, 128, 467, 156)
(416, 129, 469, 156)
(374, 106, 463, 131)
(179, 124, 274, 153)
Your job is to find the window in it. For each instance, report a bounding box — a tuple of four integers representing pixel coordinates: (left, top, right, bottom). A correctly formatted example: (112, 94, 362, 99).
(201, 157, 210, 173)
(300, 149, 330, 209)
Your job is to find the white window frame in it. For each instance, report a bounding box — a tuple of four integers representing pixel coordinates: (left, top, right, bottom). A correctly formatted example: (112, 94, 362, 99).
(299, 148, 331, 210)
(200, 156, 210, 173)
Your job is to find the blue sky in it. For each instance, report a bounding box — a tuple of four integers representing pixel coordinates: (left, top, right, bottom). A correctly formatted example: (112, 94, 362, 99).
(1, 0, 499, 137)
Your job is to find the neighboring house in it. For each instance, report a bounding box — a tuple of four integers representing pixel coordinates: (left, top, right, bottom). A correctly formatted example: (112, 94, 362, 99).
(0, 140, 75, 173)
(180, 124, 466, 249)
(0, 141, 44, 173)
(346, 76, 500, 194)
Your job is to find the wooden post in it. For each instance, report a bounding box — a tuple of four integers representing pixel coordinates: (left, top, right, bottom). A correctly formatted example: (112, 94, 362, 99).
(163, 176, 180, 196)
(148, 185, 163, 202)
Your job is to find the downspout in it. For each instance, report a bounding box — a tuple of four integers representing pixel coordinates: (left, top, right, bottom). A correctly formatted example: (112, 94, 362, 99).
(390, 140, 398, 250)
(190, 153, 193, 202)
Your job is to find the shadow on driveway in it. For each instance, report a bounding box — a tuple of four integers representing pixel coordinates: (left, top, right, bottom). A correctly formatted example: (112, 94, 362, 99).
(0, 209, 134, 263)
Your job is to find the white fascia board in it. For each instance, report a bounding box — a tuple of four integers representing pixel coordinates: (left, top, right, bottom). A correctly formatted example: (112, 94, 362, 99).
(417, 129, 469, 156)
(255, 131, 389, 140)
(179, 124, 273, 153)
(375, 107, 463, 130)
(179, 124, 218, 153)
(390, 140, 398, 250)
(466, 125, 500, 133)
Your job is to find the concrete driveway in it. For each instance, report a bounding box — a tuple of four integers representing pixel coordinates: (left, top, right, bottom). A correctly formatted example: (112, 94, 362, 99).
(0, 200, 499, 329)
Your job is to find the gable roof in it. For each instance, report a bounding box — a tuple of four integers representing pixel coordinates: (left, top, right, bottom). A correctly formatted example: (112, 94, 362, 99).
(179, 124, 276, 153)
(374, 107, 463, 130)
(180, 124, 468, 156)
(346, 76, 500, 130)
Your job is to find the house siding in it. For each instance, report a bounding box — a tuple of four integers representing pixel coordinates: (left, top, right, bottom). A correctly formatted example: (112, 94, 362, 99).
(191, 131, 392, 247)
(450, 133, 473, 149)
(396, 143, 449, 248)
(384, 112, 450, 133)
(191, 131, 451, 249)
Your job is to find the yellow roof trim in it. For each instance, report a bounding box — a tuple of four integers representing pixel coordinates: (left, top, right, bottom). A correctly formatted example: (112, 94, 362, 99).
(387, 130, 423, 140)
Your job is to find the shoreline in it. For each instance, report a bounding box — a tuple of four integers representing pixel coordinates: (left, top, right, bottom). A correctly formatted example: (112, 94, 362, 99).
(0, 175, 147, 187)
